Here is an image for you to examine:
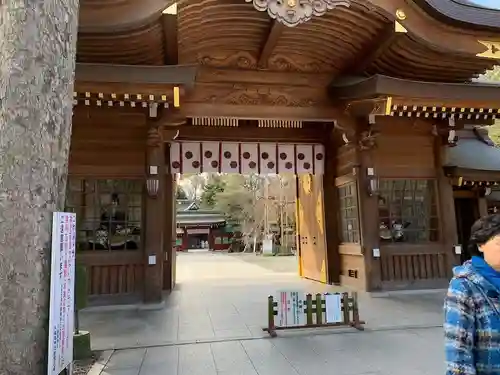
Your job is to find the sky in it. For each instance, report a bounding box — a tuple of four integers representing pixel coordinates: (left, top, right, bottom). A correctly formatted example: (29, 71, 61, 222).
(467, 0, 500, 9)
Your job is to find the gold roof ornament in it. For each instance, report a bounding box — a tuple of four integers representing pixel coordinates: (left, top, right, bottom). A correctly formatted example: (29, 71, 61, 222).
(245, 0, 351, 27)
(395, 9, 406, 20)
(477, 40, 500, 59)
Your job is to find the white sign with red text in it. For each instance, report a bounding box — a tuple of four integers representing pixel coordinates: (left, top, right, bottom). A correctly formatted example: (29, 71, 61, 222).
(48, 212, 76, 375)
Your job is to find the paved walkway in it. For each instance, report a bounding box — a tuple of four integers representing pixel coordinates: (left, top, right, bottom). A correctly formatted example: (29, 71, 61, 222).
(81, 252, 445, 351)
(96, 326, 444, 375)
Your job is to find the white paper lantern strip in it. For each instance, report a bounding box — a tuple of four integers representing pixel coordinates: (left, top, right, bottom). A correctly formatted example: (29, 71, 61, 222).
(201, 142, 221, 173)
(277, 144, 295, 174)
(295, 144, 314, 174)
(220, 142, 239, 173)
(170, 142, 182, 174)
(259, 143, 278, 174)
(181, 142, 201, 174)
(240, 143, 259, 175)
(313, 144, 325, 175)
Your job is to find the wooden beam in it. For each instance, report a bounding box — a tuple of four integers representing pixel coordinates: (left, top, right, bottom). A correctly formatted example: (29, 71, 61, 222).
(181, 103, 338, 122)
(169, 124, 327, 143)
(343, 98, 390, 117)
(196, 66, 331, 87)
(75, 63, 197, 85)
(183, 79, 335, 121)
(162, 13, 178, 65)
(331, 74, 500, 104)
(345, 22, 405, 76)
(258, 21, 284, 68)
(74, 81, 185, 98)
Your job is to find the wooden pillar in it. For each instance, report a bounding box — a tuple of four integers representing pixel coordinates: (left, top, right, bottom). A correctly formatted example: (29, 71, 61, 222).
(162, 154, 175, 291)
(323, 127, 341, 284)
(144, 122, 165, 303)
(356, 121, 381, 291)
(172, 179, 178, 287)
(208, 229, 215, 250)
(434, 137, 459, 272)
(163, 123, 182, 290)
(182, 231, 188, 251)
(478, 197, 488, 217)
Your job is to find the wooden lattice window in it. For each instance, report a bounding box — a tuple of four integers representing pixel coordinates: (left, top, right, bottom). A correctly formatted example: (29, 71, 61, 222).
(338, 182, 360, 243)
(65, 179, 143, 251)
(378, 179, 439, 243)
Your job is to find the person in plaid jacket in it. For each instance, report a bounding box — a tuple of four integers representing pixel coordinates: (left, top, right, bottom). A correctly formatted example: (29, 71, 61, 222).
(445, 214, 500, 375)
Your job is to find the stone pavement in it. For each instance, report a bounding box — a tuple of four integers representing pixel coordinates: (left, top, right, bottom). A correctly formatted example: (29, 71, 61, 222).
(81, 252, 446, 351)
(95, 326, 444, 375)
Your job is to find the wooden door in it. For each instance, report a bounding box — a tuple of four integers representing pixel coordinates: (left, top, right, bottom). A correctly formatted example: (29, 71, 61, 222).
(297, 174, 327, 283)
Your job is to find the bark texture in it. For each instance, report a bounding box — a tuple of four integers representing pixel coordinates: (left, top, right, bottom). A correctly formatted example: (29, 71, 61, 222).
(0, 1, 79, 373)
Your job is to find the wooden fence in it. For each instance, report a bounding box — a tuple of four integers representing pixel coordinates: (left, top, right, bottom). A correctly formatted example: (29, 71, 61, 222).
(264, 292, 364, 337)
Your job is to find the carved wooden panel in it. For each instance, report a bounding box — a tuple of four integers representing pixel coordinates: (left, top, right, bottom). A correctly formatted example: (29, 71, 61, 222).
(188, 82, 330, 108)
(170, 141, 325, 175)
(197, 51, 259, 70)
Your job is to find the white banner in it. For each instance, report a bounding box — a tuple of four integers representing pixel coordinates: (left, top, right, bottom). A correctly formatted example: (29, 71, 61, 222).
(262, 239, 273, 255)
(48, 212, 76, 375)
(325, 293, 343, 323)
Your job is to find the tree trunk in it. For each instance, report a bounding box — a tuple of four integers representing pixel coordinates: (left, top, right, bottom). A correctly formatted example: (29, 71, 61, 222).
(0, 1, 80, 373)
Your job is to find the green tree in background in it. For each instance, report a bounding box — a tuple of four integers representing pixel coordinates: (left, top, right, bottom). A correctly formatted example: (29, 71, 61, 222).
(201, 174, 226, 207)
(214, 174, 261, 225)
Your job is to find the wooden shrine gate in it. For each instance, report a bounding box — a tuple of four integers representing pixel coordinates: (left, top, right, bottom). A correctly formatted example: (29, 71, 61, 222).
(169, 140, 328, 283)
(72, 0, 500, 303)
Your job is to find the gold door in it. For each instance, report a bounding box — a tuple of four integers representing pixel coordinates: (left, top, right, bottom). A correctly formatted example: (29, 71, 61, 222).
(297, 174, 327, 283)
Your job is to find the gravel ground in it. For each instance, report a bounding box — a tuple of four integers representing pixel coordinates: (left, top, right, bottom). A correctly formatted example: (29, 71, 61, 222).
(73, 352, 101, 375)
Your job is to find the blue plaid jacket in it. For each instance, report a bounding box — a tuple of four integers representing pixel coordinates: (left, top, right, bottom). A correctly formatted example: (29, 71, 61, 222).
(445, 261, 500, 375)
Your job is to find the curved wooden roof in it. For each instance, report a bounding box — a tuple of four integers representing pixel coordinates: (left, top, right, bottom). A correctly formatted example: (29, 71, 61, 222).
(77, 0, 500, 82)
(331, 74, 500, 120)
(414, 0, 500, 30)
